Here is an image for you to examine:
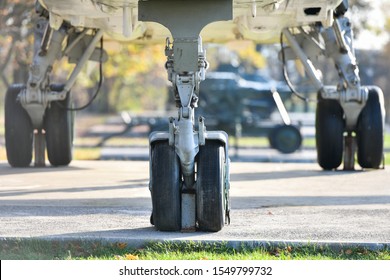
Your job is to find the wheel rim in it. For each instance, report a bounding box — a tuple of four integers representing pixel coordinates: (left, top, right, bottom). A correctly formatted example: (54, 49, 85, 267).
(270, 125, 302, 154)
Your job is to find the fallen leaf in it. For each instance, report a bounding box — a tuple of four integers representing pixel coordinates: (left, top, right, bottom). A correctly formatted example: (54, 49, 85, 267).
(117, 242, 128, 250)
(124, 254, 139, 260)
(345, 249, 353, 255)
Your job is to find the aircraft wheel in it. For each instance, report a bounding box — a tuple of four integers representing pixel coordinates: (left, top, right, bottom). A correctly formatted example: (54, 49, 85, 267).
(44, 85, 73, 166)
(197, 140, 226, 232)
(5, 84, 33, 167)
(150, 141, 182, 231)
(316, 99, 344, 170)
(268, 124, 302, 154)
(356, 87, 385, 169)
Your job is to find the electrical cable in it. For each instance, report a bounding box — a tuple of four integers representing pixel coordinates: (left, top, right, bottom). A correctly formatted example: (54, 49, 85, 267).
(58, 34, 104, 111)
(280, 31, 315, 103)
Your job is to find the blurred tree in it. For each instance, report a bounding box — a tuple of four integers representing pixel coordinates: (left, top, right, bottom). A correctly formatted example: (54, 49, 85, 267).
(98, 43, 168, 113)
(349, 0, 390, 121)
(0, 0, 34, 87)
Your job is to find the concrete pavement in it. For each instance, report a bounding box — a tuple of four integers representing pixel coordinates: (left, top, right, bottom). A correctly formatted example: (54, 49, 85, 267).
(0, 160, 389, 248)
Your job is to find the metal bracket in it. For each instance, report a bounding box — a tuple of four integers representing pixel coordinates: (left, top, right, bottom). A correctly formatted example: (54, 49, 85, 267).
(198, 116, 206, 146)
(176, 75, 195, 109)
(181, 189, 196, 232)
(138, 0, 232, 37)
(139, 0, 232, 73)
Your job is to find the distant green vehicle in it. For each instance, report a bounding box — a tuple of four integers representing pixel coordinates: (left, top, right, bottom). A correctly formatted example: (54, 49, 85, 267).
(196, 71, 302, 154)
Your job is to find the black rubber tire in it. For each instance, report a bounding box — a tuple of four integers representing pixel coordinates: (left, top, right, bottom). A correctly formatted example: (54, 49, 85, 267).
(197, 141, 226, 232)
(268, 124, 302, 154)
(44, 85, 73, 166)
(316, 99, 344, 170)
(150, 141, 182, 231)
(356, 87, 385, 169)
(4, 84, 33, 167)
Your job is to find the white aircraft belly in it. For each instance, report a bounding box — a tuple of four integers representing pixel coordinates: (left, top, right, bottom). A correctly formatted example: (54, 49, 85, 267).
(39, 0, 343, 43)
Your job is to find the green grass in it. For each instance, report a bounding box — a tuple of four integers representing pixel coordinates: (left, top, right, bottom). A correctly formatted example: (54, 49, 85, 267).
(0, 239, 389, 260)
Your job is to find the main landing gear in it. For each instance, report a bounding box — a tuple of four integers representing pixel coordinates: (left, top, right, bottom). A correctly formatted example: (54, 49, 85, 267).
(5, 84, 74, 167)
(315, 86, 385, 170)
(4, 4, 104, 167)
(281, 0, 385, 171)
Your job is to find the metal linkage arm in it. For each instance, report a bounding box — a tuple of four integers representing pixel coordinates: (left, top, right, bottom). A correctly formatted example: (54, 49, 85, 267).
(321, 14, 367, 131)
(322, 16, 362, 100)
(164, 37, 208, 188)
(282, 28, 324, 93)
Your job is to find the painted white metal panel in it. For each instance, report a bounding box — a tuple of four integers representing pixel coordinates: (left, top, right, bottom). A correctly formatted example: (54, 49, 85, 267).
(38, 0, 343, 43)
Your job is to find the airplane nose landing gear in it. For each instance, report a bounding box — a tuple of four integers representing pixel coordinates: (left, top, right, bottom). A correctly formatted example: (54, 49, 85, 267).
(141, 0, 233, 232)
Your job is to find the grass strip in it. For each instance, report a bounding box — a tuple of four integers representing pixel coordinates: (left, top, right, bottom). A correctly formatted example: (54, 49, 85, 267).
(1, 239, 389, 260)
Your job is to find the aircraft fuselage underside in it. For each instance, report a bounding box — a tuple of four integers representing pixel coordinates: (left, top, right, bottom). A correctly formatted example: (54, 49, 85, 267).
(4, 0, 385, 232)
(39, 0, 342, 43)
